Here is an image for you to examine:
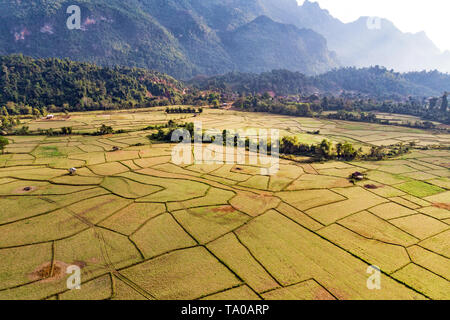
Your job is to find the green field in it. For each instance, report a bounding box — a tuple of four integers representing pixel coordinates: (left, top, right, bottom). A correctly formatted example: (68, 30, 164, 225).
(0, 108, 448, 300)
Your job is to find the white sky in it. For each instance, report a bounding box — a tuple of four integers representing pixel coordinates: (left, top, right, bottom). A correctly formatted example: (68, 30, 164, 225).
(298, 0, 450, 52)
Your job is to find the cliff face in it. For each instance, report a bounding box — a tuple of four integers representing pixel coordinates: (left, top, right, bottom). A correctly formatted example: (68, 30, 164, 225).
(0, 0, 339, 79)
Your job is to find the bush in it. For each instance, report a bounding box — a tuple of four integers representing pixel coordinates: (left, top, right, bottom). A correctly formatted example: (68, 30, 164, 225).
(97, 125, 114, 135)
(0, 136, 9, 153)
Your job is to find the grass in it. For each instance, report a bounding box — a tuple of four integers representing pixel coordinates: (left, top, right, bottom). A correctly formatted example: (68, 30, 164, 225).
(120, 247, 241, 300)
(0, 197, 59, 224)
(172, 206, 250, 244)
(396, 181, 445, 198)
(392, 264, 450, 300)
(59, 275, 112, 300)
(235, 211, 424, 299)
(0, 108, 448, 300)
(262, 280, 335, 300)
(0, 243, 52, 291)
(34, 146, 64, 157)
(207, 233, 279, 293)
(305, 187, 387, 225)
(390, 214, 448, 239)
(277, 189, 345, 211)
(338, 211, 417, 247)
(318, 224, 411, 274)
(407, 246, 450, 281)
(55, 228, 142, 281)
(101, 177, 162, 199)
(368, 203, 417, 220)
(0, 209, 88, 248)
(130, 213, 196, 259)
(99, 203, 166, 235)
(419, 230, 450, 259)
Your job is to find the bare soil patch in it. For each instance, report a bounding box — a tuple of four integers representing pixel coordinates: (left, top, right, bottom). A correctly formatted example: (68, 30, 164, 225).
(29, 261, 70, 282)
(14, 186, 38, 194)
(433, 203, 450, 210)
(212, 206, 237, 213)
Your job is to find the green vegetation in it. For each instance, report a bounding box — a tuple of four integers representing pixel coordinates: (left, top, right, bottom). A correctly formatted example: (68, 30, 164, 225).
(37, 146, 63, 157)
(0, 55, 183, 113)
(194, 67, 450, 124)
(96, 125, 114, 136)
(232, 91, 449, 126)
(148, 121, 411, 162)
(0, 1, 449, 301)
(0, 0, 339, 79)
(396, 181, 446, 198)
(280, 136, 410, 161)
(165, 107, 203, 114)
(234, 95, 314, 117)
(0, 137, 9, 154)
(326, 111, 439, 130)
(191, 67, 450, 97)
(0, 107, 448, 300)
(1, 56, 449, 129)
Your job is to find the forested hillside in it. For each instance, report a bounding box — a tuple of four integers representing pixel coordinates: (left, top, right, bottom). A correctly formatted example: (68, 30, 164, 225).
(0, 55, 449, 127)
(0, 55, 183, 112)
(0, 0, 338, 79)
(191, 67, 450, 98)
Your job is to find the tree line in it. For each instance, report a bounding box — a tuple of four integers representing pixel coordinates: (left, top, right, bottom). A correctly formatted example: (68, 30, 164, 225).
(0, 55, 184, 113)
(232, 93, 449, 126)
(165, 107, 203, 114)
(148, 122, 412, 162)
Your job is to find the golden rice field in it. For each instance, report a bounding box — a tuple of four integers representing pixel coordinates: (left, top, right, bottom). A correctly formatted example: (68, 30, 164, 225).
(0, 108, 449, 300)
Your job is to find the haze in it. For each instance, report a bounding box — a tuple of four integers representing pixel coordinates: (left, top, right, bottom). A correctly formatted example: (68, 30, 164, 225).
(298, 0, 450, 52)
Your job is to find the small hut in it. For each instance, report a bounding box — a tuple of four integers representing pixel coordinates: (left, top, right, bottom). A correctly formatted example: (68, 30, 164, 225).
(350, 171, 365, 181)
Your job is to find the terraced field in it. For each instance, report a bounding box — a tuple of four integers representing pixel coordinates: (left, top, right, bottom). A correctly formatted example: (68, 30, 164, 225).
(0, 109, 449, 300)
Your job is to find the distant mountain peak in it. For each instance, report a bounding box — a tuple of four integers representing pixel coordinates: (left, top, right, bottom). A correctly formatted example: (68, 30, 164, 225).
(252, 15, 275, 24)
(0, 0, 339, 78)
(302, 0, 320, 9)
(264, 0, 450, 72)
(300, 0, 331, 15)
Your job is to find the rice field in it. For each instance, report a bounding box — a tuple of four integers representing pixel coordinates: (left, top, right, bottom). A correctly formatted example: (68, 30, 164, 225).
(0, 108, 448, 300)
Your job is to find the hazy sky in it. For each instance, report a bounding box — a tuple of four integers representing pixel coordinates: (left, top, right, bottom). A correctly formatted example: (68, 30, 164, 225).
(298, 0, 450, 52)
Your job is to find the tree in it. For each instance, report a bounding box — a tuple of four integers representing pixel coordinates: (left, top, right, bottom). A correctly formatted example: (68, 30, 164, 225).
(5, 102, 18, 115)
(15, 126, 29, 135)
(212, 99, 220, 108)
(262, 92, 271, 100)
(341, 142, 357, 160)
(429, 97, 438, 110)
(32, 108, 42, 118)
(321, 97, 329, 110)
(97, 124, 114, 135)
(0, 136, 9, 154)
(1, 106, 9, 116)
(61, 127, 73, 135)
(441, 93, 448, 112)
(336, 142, 343, 158)
(317, 139, 333, 159)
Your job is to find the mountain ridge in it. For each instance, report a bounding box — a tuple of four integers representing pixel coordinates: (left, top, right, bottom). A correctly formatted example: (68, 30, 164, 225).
(190, 67, 450, 98)
(0, 0, 339, 79)
(261, 0, 450, 73)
